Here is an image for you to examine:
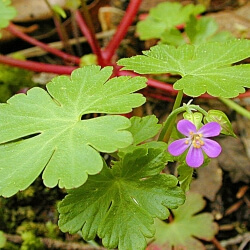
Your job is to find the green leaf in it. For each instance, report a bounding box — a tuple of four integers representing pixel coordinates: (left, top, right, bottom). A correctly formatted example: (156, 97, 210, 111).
(80, 54, 97, 66)
(0, 0, 16, 38)
(136, 17, 167, 40)
(0, 65, 146, 197)
(52, 5, 67, 18)
(136, 2, 205, 40)
(58, 144, 185, 250)
(118, 39, 250, 98)
(204, 110, 236, 137)
(128, 115, 162, 145)
(177, 163, 194, 192)
(160, 28, 186, 46)
(186, 16, 217, 44)
(183, 112, 203, 129)
(161, 15, 233, 46)
(149, 192, 218, 250)
(186, 16, 233, 45)
(0, 230, 6, 248)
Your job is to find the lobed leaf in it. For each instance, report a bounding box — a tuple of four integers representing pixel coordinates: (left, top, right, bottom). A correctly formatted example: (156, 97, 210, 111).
(128, 115, 162, 145)
(186, 16, 233, 45)
(149, 192, 218, 250)
(136, 2, 205, 40)
(0, 66, 146, 197)
(58, 144, 185, 250)
(160, 28, 186, 46)
(118, 39, 250, 98)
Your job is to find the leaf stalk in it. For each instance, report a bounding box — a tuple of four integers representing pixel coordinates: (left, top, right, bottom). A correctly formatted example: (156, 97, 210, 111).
(102, 0, 143, 62)
(158, 101, 209, 142)
(75, 10, 105, 66)
(6, 23, 80, 65)
(0, 54, 77, 74)
(159, 90, 184, 142)
(219, 97, 250, 119)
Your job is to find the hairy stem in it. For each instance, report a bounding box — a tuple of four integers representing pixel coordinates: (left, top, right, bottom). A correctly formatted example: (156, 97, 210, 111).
(102, 0, 142, 62)
(6, 23, 80, 65)
(158, 103, 209, 142)
(160, 90, 184, 142)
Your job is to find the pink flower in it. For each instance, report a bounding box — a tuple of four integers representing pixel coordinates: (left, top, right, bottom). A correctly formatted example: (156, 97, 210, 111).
(168, 119, 222, 168)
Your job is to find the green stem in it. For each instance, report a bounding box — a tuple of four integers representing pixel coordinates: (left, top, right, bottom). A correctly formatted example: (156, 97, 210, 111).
(219, 97, 250, 119)
(158, 103, 208, 142)
(173, 90, 184, 110)
(189, 105, 208, 117)
(159, 90, 183, 142)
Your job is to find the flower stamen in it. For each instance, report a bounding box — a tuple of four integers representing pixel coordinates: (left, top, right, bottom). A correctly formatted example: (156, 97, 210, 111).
(191, 133, 204, 149)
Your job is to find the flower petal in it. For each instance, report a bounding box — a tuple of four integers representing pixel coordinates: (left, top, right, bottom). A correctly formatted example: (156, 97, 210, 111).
(168, 138, 190, 156)
(198, 122, 221, 137)
(186, 146, 204, 168)
(202, 139, 222, 158)
(177, 119, 197, 136)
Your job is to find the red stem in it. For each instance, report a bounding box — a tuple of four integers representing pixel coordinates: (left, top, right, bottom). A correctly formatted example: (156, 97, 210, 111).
(211, 237, 226, 250)
(1, 54, 250, 99)
(142, 91, 174, 102)
(75, 10, 105, 66)
(0, 54, 76, 75)
(118, 70, 178, 95)
(6, 23, 80, 65)
(102, 0, 142, 62)
(117, 69, 250, 99)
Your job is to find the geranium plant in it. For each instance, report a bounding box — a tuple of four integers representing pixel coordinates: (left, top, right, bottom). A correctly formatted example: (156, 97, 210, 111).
(0, 0, 250, 249)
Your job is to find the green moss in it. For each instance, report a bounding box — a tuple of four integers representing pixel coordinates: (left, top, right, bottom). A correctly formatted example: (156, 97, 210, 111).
(0, 63, 35, 102)
(20, 231, 45, 250)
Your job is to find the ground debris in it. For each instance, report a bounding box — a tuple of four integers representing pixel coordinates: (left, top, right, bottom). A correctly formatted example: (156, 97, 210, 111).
(218, 137, 250, 183)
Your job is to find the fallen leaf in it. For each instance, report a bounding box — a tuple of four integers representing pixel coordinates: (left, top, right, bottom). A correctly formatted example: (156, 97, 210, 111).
(218, 137, 250, 183)
(190, 159, 223, 201)
(148, 192, 218, 250)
